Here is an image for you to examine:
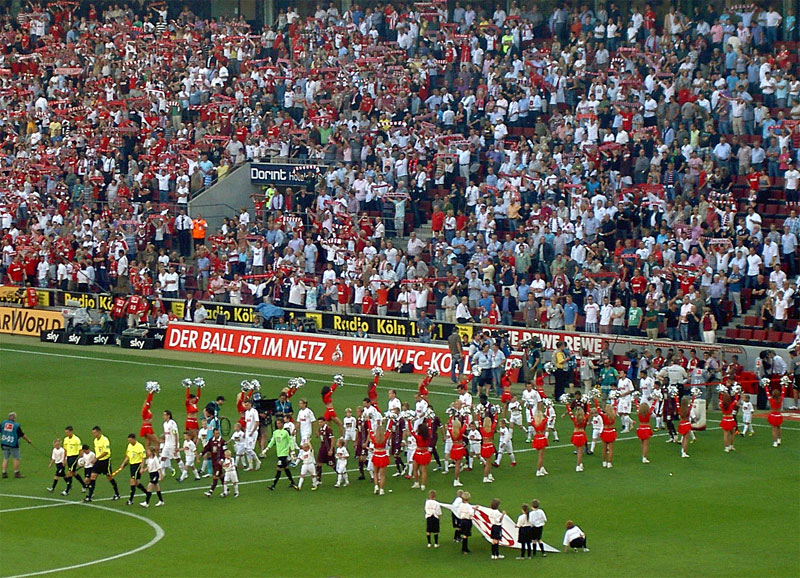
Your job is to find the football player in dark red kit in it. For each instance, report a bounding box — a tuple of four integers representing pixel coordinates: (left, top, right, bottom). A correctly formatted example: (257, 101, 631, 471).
(202, 428, 227, 497)
(315, 417, 336, 484)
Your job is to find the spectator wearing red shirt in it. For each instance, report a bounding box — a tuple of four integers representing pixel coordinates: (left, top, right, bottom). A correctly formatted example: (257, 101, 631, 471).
(7, 256, 24, 286)
(431, 206, 445, 235)
(336, 280, 350, 315)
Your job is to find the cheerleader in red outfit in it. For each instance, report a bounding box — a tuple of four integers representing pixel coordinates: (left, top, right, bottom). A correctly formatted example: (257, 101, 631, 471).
(719, 387, 740, 452)
(447, 415, 467, 487)
(595, 398, 617, 468)
(182, 378, 203, 444)
(765, 380, 788, 447)
(407, 421, 432, 491)
(368, 420, 391, 495)
(322, 375, 344, 434)
(140, 382, 160, 451)
(419, 369, 438, 400)
(480, 415, 498, 483)
(531, 408, 548, 476)
(566, 404, 588, 472)
(368, 367, 383, 404)
(678, 391, 698, 459)
(500, 372, 513, 417)
(633, 396, 654, 464)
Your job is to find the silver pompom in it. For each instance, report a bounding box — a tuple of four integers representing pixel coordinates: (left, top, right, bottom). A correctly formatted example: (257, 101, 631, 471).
(666, 385, 679, 397)
(241, 380, 252, 392)
(333, 374, 344, 386)
(543, 361, 556, 375)
(780, 376, 792, 387)
(730, 384, 742, 396)
(558, 394, 571, 405)
(580, 394, 591, 405)
(608, 390, 620, 400)
(193, 377, 205, 388)
(181, 378, 193, 388)
(427, 368, 440, 377)
(632, 391, 641, 400)
(371, 367, 384, 377)
(294, 377, 306, 389)
(509, 358, 523, 369)
(446, 406, 459, 417)
(250, 379, 261, 391)
(716, 384, 729, 394)
(471, 366, 482, 377)
(690, 387, 702, 398)
(543, 398, 554, 408)
(145, 381, 160, 394)
(760, 377, 771, 389)
(592, 388, 603, 399)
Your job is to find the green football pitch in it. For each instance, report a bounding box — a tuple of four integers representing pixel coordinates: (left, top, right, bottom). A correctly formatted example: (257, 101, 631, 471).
(1, 335, 798, 578)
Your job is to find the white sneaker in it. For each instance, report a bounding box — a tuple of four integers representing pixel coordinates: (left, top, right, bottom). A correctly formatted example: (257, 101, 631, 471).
(139, 502, 149, 508)
(488, 474, 495, 481)
(374, 485, 379, 494)
(194, 475, 202, 481)
(392, 472, 401, 477)
(221, 491, 228, 498)
(411, 482, 420, 489)
(606, 462, 613, 468)
(491, 555, 497, 560)
(483, 476, 490, 483)
(681, 452, 690, 458)
(724, 447, 730, 452)
(234, 492, 239, 498)
(773, 441, 779, 447)
(578, 463, 584, 471)
(334, 483, 341, 488)
(255, 460, 262, 470)
(155, 501, 164, 507)
(536, 469, 544, 477)
(204, 490, 213, 497)
(420, 485, 425, 491)
(453, 479, 463, 487)
(379, 489, 385, 495)
(497, 555, 504, 559)
(60, 490, 69, 496)
(583, 548, 590, 552)
(602, 461, 608, 468)
(260, 450, 267, 458)
(777, 439, 781, 446)
(642, 457, 650, 464)
(540, 467, 548, 475)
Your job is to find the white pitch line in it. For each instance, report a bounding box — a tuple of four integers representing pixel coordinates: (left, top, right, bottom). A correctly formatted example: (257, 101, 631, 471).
(0, 493, 164, 578)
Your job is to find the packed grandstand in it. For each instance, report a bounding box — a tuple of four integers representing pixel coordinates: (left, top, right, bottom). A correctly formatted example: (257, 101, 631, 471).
(0, 0, 798, 353)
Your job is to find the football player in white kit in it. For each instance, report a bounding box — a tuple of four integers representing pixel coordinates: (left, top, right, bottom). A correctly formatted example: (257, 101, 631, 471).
(160, 410, 180, 477)
(545, 402, 559, 441)
(343, 408, 357, 443)
(334, 438, 350, 487)
(521, 383, 541, 442)
(220, 450, 239, 497)
(508, 394, 524, 429)
(296, 399, 316, 444)
(616, 376, 635, 433)
(230, 423, 246, 467)
(493, 419, 516, 466)
(297, 441, 318, 490)
(588, 407, 603, 455)
(178, 431, 200, 481)
(243, 400, 262, 471)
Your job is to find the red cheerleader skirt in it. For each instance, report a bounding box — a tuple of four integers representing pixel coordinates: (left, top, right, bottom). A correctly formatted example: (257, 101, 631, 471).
(480, 443, 496, 459)
(678, 420, 692, 436)
(413, 448, 432, 466)
(450, 443, 467, 461)
(600, 429, 617, 443)
(571, 431, 587, 448)
(139, 423, 154, 437)
(720, 415, 736, 431)
(185, 418, 199, 430)
(501, 390, 512, 403)
(323, 407, 337, 421)
(532, 434, 548, 450)
(767, 412, 784, 427)
(636, 425, 653, 441)
(372, 450, 390, 468)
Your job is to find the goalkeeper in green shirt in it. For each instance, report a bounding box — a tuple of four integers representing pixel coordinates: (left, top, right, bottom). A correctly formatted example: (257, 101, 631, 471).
(265, 418, 299, 491)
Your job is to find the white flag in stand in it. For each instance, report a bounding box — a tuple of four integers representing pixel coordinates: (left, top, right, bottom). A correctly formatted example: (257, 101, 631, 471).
(440, 503, 559, 553)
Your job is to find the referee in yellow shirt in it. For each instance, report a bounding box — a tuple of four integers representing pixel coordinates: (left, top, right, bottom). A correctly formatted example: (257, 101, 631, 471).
(62, 426, 84, 496)
(117, 434, 148, 505)
(85, 426, 120, 503)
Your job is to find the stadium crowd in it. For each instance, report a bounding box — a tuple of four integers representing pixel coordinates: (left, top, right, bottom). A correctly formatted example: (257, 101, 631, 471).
(1, 0, 800, 344)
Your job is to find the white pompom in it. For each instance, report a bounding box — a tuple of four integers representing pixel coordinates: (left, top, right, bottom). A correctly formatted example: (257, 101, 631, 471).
(509, 358, 523, 369)
(145, 381, 160, 394)
(716, 384, 729, 394)
(181, 378, 193, 388)
(371, 367, 384, 377)
(427, 368, 440, 377)
(241, 380, 252, 392)
(730, 384, 742, 396)
(690, 387, 702, 398)
(558, 394, 571, 405)
(760, 378, 771, 389)
(608, 390, 619, 400)
(666, 385, 678, 397)
(250, 379, 261, 391)
(333, 374, 344, 386)
(471, 366, 482, 377)
(193, 377, 205, 389)
(543, 361, 555, 375)
(294, 377, 306, 389)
